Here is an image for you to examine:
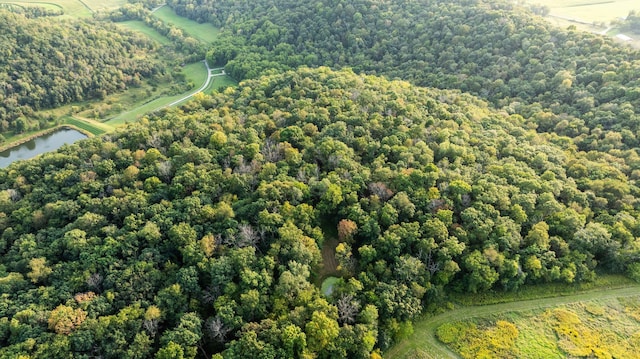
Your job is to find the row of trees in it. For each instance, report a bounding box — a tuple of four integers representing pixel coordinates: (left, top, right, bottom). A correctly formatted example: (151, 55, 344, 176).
(2, 67, 640, 357)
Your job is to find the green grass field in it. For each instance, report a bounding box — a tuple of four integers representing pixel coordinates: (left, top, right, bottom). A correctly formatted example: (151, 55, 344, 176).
(524, 0, 638, 24)
(105, 62, 208, 124)
(63, 116, 112, 136)
(116, 20, 172, 45)
(0, 0, 127, 18)
(153, 5, 220, 43)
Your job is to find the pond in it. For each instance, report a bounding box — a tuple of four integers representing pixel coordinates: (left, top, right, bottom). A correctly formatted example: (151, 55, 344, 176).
(321, 276, 340, 296)
(0, 128, 88, 168)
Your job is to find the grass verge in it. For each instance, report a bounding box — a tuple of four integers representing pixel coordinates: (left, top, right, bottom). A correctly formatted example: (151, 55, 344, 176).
(63, 116, 111, 135)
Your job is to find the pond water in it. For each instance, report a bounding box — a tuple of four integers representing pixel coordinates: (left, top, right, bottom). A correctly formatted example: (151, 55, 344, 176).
(0, 128, 88, 168)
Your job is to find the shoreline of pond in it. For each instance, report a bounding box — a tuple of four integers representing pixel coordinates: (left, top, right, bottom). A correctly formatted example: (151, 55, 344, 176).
(0, 124, 94, 154)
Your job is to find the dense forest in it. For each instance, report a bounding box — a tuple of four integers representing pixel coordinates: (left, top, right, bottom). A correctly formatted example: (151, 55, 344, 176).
(0, 10, 162, 135)
(2, 67, 640, 357)
(168, 0, 640, 150)
(2, 0, 640, 357)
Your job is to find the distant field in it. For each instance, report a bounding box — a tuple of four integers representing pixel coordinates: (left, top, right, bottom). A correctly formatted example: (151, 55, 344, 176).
(0, 0, 126, 18)
(116, 20, 172, 45)
(153, 5, 220, 43)
(524, 0, 638, 24)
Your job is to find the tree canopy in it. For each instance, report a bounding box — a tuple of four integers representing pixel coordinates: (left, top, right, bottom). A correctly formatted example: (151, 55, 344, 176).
(2, 67, 640, 356)
(0, 9, 162, 134)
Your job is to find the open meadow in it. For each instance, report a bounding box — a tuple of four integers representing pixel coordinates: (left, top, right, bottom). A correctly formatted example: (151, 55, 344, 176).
(153, 5, 220, 43)
(522, 0, 640, 47)
(523, 0, 638, 24)
(0, 0, 127, 18)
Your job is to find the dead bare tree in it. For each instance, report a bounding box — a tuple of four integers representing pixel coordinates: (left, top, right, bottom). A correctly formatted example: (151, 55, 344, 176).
(263, 139, 283, 162)
(337, 294, 360, 325)
(237, 223, 260, 248)
(86, 273, 103, 291)
(425, 251, 441, 276)
(206, 316, 231, 343)
(143, 318, 159, 337)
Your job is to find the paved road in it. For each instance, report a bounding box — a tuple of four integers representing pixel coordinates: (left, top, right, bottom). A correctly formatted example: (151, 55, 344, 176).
(151, 4, 165, 13)
(165, 61, 226, 108)
(599, 26, 612, 35)
(385, 284, 640, 358)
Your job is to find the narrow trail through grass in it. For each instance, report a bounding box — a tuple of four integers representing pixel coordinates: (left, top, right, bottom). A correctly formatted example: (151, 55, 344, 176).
(386, 284, 640, 358)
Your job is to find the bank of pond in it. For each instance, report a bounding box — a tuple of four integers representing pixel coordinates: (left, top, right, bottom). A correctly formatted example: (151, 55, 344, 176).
(0, 128, 88, 168)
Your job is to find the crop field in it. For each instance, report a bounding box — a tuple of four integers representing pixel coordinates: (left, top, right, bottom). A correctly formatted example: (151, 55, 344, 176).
(153, 5, 220, 43)
(437, 296, 640, 358)
(0, 0, 126, 18)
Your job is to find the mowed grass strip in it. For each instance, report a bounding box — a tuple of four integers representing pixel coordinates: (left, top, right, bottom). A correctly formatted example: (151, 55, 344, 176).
(63, 116, 111, 136)
(106, 62, 209, 125)
(153, 5, 219, 43)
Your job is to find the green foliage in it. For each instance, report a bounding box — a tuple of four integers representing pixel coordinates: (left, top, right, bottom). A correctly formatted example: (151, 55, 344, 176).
(2, 48, 640, 357)
(0, 9, 162, 134)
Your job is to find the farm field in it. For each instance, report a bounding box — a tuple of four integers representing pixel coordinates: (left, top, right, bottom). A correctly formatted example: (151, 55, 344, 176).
(386, 276, 640, 358)
(524, 0, 638, 24)
(153, 5, 220, 43)
(522, 0, 640, 47)
(0, 0, 127, 18)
